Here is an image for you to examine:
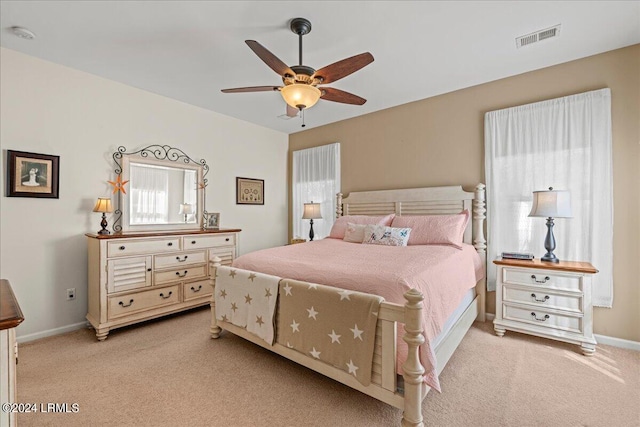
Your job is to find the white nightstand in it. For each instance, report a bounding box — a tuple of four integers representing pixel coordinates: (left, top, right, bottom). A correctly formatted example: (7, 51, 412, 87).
(493, 258, 598, 356)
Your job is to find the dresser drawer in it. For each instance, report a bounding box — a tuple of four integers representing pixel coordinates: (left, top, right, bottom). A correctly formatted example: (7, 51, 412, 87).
(503, 286, 583, 313)
(155, 250, 207, 269)
(502, 268, 582, 292)
(183, 279, 212, 301)
(107, 237, 181, 257)
(108, 285, 179, 319)
(183, 234, 235, 249)
(154, 265, 207, 285)
(503, 304, 582, 334)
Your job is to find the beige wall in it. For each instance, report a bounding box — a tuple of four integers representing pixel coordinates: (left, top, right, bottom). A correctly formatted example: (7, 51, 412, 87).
(289, 44, 640, 342)
(0, 48, 289, 340)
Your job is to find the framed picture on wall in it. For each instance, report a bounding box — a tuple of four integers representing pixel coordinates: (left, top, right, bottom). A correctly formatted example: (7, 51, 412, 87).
(6, 150, 60, 198)
(236, 177, 264, 205)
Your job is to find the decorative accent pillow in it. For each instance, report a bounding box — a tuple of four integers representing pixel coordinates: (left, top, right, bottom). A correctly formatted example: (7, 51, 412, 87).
(328, 214, 395, 239)
(343, 223, 367, 243)
(390, 210, 469, 249)
(362, 225, 411, 247)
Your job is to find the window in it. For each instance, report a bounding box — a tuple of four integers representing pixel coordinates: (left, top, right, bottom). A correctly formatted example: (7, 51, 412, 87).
(485, 89, 613, 306)
(130, 164, 170, 224)
(292, 143, 341, 240)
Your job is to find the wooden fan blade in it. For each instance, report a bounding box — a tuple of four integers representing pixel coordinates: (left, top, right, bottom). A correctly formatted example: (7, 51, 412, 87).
(312, 52, 374, 84)
(221, 86, 281, 93)
(320, 87, 367, 105)
(246, 40, 295, 77)
(286, 104, 299, 117)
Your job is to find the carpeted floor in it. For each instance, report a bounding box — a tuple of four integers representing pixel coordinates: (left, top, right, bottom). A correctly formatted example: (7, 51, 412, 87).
(15, 307, 640, 426)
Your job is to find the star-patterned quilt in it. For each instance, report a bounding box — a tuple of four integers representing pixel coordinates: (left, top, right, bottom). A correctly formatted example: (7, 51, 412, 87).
(276, 279, 384, 386)
(214, 266, 279, 345)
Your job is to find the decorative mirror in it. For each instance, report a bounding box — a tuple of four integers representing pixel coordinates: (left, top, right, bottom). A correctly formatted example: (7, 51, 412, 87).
(112, 145, 208, 232)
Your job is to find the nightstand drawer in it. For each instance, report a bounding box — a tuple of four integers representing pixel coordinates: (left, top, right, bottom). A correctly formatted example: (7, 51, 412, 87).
(503, 286, 582, 313)
(503, 268, 582, 292)
(503, 304, 582, 334)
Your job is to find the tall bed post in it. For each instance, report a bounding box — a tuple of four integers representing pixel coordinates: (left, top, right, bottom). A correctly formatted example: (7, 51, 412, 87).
(336, 192, 343, 219)
(473, 184, 487, 322)
(401, 289, 426, 427)
(210, 256, 222, 339)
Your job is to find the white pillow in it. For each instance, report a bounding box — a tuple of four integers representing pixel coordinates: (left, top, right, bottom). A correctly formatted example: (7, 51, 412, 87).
(343, 223, 367, 243)
(362, 224, 412, 246)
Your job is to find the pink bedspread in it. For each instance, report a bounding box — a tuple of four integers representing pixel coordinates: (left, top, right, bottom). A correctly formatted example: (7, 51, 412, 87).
(232, 238, 484, 392)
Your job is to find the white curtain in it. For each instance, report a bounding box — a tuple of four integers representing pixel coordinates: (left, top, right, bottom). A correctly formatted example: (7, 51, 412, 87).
(293, 143, 341, 240)
(130, 165, 169, 224)
(485, 88, 613, 307)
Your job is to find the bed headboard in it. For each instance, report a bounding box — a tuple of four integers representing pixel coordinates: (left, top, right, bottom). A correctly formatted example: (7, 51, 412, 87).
(337, 184, 487, 321)
(337, 184, 485, 247)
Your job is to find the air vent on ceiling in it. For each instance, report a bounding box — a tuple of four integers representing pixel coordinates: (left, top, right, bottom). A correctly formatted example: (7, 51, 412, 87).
(516, 24, 561, 48)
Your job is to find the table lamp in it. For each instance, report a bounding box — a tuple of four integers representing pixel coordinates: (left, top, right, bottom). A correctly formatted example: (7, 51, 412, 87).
(302, 201, 322, 241)
(93, 197, 113, 235)
(528, 187, 572, 263)
(179, 203, 193, 223)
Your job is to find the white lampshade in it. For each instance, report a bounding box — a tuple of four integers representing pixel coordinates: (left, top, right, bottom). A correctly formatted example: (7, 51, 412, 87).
(529, 188, 572, 218)
(179, 203, 193, 215)
(93, 197, 113, 213)
(302, 202, 322, 220)
(281, 84, 321, 110)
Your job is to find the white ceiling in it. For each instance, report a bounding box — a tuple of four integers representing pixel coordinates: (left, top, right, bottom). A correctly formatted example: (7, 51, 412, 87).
(1, 1, 638, 135)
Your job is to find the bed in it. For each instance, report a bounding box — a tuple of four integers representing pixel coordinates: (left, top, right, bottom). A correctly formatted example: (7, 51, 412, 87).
(209, 184, 487, 426)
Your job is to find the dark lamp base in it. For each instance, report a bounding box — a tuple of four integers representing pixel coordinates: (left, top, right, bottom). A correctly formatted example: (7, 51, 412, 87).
(541, 255, 559, 263)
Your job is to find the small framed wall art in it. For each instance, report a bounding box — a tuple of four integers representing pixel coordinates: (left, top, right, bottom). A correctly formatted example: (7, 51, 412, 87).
(203, 212, 220, 230)
(236, 177, 264, 205)
(6, 150, 60, 198)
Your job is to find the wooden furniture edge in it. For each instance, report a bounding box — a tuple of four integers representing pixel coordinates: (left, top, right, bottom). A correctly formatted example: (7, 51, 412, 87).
(0, 279, 24, 330)
(85, 228, 242, 239)
(493, 258, 598, 274)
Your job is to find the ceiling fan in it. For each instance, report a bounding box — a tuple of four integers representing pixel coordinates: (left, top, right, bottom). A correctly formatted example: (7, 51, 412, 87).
(221, 18, 374, 126)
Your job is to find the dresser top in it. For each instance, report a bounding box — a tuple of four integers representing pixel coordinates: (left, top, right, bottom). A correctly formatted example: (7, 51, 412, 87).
(0, 279, 25, 330)
(86, 228, 241, 239)
(494, 258, 598, 274)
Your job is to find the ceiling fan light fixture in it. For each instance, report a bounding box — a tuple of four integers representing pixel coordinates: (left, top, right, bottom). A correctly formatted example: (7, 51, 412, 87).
(281, 84, 321, 110)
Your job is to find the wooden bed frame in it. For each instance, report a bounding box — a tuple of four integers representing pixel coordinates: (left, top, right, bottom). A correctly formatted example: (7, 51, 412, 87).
(209, 184, 487, 427)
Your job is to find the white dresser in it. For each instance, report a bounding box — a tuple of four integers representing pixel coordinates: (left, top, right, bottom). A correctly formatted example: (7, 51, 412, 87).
(1, 280, 24, 427)
(493, 258, 598, 356)
(86, 229, 240, 341)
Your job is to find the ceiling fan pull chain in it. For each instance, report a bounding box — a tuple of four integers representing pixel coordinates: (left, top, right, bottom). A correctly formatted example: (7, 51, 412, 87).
(301, 108, 306, 128)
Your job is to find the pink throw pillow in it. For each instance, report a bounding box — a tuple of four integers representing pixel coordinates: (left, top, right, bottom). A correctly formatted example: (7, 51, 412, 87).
(329, 214, 395, 239)
(391, 210, 469, 249)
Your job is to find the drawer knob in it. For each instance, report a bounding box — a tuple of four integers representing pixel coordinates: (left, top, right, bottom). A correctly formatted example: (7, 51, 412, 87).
(119, 299, 134, 308)
(531, 293, 550, 303)
(191, 240, 196, 244)
(167, 242, 173, 246)
(147, 268, 152, 272)
(119, 246, 126, 250)
(159, 291, 173, 299)
(191, 285, 203, 293)
(225, 238, 230, 242)
(176, 271, 188, 278)
(531, 312, 550, 322)
(531, 275, 550, 284)
(176, 255, 188, 262)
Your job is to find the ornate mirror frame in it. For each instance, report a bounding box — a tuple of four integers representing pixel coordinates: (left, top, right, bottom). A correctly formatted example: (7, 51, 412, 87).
(112, 145, 208, 233)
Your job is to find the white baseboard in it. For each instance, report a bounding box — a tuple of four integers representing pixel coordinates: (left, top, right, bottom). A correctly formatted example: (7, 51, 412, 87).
(594, 334, 640, 351)
(482, 313, 639, 351)
(17, 321, 89, 344)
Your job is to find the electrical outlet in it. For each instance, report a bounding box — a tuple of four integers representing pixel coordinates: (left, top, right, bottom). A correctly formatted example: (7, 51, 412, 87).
(66, 288, 76, 300)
